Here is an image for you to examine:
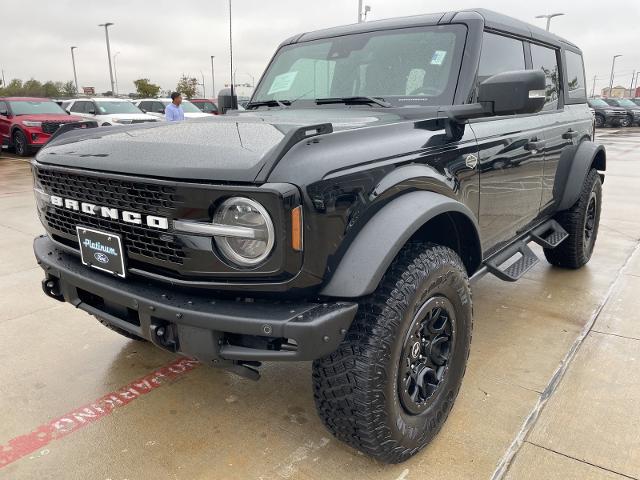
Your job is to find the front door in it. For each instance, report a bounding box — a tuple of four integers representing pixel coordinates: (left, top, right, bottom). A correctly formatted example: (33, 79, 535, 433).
(470, 31, 545, 253)
(0, 101, 10, 146)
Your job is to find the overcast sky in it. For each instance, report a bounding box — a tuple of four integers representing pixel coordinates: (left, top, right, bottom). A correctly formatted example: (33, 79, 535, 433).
(2, 0, 639, 96)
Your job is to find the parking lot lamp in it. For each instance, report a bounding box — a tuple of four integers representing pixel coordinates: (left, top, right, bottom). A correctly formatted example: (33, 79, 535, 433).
(609, 54, 622, 94)
(113, 51, 121, 96)
(70, 46, 79, 94)
(211, 56, 215, 98)
(535, 13, 564, 31)
(98, 23, 116, 95)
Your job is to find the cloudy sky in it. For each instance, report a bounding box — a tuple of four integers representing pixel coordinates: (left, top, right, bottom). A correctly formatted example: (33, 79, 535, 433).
(2, 0, 639, 96)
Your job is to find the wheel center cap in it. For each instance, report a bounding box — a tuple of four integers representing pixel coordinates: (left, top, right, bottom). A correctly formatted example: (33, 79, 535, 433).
(411, 341, 421, 359)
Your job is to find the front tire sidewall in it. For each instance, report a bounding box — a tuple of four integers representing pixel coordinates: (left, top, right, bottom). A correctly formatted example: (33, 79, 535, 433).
(385, 264, 472, 446)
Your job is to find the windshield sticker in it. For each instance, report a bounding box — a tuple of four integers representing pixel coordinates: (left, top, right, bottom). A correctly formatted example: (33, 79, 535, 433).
(267, 71, 298, 95)
(430, 50, 447, 65)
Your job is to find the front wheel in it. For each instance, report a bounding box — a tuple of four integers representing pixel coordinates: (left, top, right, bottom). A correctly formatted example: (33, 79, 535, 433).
(594, 114, 605, 129)
(13, 130, 31, 157)
(620, 116, 631, 127)
(312, 244, 472, 463)
(544, 168, 602, 269)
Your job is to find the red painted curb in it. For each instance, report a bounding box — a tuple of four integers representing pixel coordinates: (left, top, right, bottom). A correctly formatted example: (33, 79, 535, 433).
(0, 357, 200, 469)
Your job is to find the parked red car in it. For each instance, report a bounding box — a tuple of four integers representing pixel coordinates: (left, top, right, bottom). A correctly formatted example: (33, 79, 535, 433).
(0, 97, 84, 156)
(190, 98, 219, 115)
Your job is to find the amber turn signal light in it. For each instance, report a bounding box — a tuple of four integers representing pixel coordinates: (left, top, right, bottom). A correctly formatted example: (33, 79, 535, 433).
(291, 206, 303, 251)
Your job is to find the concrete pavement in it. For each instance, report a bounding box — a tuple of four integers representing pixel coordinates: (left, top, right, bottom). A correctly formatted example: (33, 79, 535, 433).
(0, 129, 639, 479)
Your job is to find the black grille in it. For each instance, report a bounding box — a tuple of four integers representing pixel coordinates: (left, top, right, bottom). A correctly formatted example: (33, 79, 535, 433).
(35, 168, 180, 215)
(35, 168, 186, 267)
(132, 119, 157, 124)
(41, 121, 66, 134)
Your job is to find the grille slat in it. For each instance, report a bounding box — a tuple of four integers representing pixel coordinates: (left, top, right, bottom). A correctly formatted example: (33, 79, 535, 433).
(36, 168, 186, 267)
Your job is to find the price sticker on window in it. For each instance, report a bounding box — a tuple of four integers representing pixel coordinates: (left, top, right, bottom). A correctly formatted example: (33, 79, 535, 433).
(430, 50, 447, 65)
(267, 72, 298, 95)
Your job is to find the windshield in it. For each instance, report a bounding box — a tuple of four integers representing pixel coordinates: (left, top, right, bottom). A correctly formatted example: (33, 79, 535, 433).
(162, 100, 202, 113)
(589, 99, 609, 107)
(96, 101, 144, 114)
(251, 25, 467, 108)
(616, 99, 638, 108)
(8, 100, 67, 115)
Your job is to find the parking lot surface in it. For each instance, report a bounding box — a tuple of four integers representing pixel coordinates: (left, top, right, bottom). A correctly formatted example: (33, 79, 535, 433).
(1, 129, 639, 480)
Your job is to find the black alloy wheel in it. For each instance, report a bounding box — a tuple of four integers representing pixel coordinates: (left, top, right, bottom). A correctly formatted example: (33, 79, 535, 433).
(399, 296, 455, 415)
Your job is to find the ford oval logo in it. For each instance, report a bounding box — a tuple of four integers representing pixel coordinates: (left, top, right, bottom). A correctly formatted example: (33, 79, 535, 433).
(94, 252, 110, 264)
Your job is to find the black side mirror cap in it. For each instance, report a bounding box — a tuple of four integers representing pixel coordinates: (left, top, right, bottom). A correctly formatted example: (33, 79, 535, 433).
(478, 69, 547, 116)
(217, 88, 238, 115)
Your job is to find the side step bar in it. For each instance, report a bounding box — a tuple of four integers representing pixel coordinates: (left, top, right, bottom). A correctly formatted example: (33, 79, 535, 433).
(482, 219, 569, 282)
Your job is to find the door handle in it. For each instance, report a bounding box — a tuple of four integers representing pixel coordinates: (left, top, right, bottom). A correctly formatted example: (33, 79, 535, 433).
(562, 129, 580, 140)
(525, 139, 546, 151)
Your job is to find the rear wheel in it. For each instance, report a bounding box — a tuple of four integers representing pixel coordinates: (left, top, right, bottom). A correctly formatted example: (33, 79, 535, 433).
(620, 116, 631, 127)
(13, 130, 31, 157)
(312, 243, 472, 463)
(544, 168, 602, 269)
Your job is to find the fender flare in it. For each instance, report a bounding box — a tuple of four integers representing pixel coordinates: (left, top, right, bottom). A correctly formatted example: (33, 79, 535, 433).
(320, 191, 481, 298)
(555, 141, 606, 212)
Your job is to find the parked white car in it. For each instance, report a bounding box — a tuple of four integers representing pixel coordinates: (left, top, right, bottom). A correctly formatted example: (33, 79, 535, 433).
(62, 98, 158, 126)
(133, 98, 212, 120)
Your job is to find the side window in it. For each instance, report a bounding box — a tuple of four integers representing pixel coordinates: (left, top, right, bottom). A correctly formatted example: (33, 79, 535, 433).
(530, 44, 560, 110)
(0, 101, 8, 116)
(70, 101, 85, 113)
(138, 101, 150, 111)
(477, 32, 525, 84)
(565, 50, 587, 101)
(152, 102, 165, 113)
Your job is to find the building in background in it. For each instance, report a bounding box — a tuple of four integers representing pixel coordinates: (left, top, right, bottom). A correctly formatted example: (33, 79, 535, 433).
(601, 86, 639, 98)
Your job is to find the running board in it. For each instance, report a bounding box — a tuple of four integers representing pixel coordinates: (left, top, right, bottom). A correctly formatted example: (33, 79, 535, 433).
(482, 220, 569, 282)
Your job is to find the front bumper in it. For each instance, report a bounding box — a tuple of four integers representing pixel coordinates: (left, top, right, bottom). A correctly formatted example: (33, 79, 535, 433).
(34, 235, 357, 364)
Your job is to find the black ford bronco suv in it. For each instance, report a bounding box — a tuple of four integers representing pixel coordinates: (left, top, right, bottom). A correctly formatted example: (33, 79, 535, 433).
(33, 9, 604, 463)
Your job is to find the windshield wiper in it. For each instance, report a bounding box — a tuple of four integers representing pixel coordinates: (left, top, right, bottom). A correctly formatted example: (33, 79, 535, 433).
(246, 99, 291, 109)
(315, 96, 392, 108)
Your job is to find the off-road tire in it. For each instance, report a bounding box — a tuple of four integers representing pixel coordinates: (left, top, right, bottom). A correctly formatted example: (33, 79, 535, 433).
(544, 168, 602, 269)
(96, 316, 147, 342)
(312, 243, 473, 463)
(13, 130, 31, 157)
(620, 116, 631, 128)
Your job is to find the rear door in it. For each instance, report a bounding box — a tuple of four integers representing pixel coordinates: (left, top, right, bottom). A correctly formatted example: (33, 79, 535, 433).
(469, 32, 545, 253)
(533, 45, 591, 214)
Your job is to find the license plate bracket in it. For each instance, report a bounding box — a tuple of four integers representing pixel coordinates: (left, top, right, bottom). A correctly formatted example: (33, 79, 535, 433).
(76, 227, 126, 278)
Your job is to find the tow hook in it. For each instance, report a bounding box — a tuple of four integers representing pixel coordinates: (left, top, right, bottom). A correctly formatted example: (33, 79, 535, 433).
(41, 277, 64, 302)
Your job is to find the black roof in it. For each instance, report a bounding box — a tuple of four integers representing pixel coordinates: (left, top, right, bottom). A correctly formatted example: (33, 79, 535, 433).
(283, 8, 579, 51)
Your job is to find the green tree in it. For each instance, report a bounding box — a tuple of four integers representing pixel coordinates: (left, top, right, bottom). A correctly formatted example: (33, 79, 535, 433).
(61, 80, 77, 97)
(42, 81, 63, 98)
(0, 79, 23, 96)
(176, 75, 198, 99)
(133, 78, 161, 98)
(23, 79, 43, 96)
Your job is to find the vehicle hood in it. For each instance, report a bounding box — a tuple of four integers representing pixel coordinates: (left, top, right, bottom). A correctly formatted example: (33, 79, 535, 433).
(184, 112, 214, 118)
(16, 114, 84, 122)
(35, 108, 406, 182)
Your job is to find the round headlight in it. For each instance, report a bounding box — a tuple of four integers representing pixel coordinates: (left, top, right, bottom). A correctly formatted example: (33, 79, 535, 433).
(213, 197, 275, 266)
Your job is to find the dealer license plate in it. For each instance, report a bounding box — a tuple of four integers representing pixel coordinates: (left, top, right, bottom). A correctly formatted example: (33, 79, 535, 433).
(76, 227, 126, 278)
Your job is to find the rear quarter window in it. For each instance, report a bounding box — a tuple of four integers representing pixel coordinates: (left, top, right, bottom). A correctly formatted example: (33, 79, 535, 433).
(565, 50, 587, 102)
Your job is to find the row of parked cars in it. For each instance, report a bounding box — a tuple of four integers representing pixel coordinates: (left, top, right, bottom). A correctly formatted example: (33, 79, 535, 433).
(0, 96, 220, 156)
(588, 97, 640, 128)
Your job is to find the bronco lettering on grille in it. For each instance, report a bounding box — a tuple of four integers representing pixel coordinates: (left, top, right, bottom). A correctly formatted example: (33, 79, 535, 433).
(50, 195, 169, 230)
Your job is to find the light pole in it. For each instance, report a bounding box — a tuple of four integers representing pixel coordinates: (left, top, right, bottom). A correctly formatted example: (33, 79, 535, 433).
(70, 46, 79, 94)
(200, 71, 206, 99)
(210, 55, 215, 98)
(357, 0, 371, 22)
(113, 51, 121, 96)
(228, 0, 237, 108)
(98, 22, 116, 95)
(608, 54, 622, 96)
(535, 13, 565, 31)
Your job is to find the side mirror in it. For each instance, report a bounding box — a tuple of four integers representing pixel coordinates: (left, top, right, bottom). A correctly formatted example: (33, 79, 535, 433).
(87, 109, 96, 115)
(0, 109, 8, 117)
(478, 69, 546, 116)
(159, 108, 165, 114)
(217, 88, 238, 115)
(139, 108, 147, 113)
